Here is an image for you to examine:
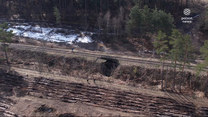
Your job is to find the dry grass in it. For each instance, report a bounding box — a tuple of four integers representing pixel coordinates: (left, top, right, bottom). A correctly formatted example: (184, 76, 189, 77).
(3, 48, 207, 98)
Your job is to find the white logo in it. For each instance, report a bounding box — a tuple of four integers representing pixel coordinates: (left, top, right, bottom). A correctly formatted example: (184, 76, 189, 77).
(183, 8, 191, 16)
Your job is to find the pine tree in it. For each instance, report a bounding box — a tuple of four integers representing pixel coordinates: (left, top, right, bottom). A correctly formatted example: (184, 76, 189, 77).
(169, 29, 182, 89)
(127, 5, 143, 36)
(53, 6, 61, 24)
(197, 40, 208, 76)
(196, 36, 208, 99)
(169, 29, 193, 91)
(104, 11, 111, 34)
(151, 9, 174, 34)
(127, 4, 174, 37)
(203, 9, 208, 31)
(180, 34, 193, 92)
(200, 40, 208, 63)
(0, 23, 13, 66)
(181, 34, 192, 72)
(153, 30, 168, 90)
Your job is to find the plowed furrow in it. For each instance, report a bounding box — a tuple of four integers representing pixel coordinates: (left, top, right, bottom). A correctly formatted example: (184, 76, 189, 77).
(26, 77, 200, 116)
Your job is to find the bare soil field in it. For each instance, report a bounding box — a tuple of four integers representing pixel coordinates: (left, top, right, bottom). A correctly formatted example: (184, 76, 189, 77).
(0, 68, 208, 117)
(0, 45, 208, 116)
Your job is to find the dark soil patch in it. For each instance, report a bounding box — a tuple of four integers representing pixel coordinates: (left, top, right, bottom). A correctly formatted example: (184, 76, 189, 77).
(0, 69, 28, 97)
(35, 104, 55, 113)
(59, 113, 76, 117)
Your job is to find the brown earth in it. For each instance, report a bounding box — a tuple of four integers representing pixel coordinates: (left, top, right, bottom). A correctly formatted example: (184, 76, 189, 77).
(0, 67, 208, 117)
(0, 41, 208, 116)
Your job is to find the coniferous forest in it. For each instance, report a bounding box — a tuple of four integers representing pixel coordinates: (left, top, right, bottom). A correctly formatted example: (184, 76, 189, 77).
(0, 0, 194, 27)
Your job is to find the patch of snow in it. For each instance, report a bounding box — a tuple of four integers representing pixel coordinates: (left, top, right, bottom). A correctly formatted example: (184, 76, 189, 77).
(77, 36, 92, 43)
(22, 31, 45, 40)
(7, 28, 22, 35)
(14, 25, 31, 30)
(7, 24, 93, 44)
(49, 34, 70, 42)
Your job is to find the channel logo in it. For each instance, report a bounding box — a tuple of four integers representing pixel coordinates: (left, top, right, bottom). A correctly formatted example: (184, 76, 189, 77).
(181, 8, 192, 24)
(183, 8, 191, 16)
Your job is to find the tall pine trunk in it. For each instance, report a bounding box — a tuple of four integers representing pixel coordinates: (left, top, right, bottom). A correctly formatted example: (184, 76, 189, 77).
(161, 60, 164, 90)
(165, 65, 169, 90)
(4, 47, 9, 65)
(180, 43, 188, 92)
(173, 60, 176, 90)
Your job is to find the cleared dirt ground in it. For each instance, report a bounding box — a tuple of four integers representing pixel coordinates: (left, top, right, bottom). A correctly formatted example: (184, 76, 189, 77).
(0, 67, 208, 117)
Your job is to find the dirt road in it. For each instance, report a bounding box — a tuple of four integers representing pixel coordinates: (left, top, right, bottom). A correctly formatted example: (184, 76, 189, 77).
(4, 43, 203, 73)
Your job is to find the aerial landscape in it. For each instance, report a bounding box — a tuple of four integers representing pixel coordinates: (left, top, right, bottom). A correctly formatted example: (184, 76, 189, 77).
(1, 0, 208, 116)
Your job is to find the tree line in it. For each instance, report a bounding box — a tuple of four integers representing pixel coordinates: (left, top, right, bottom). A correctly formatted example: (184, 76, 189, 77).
(0, 0, 194, 29)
